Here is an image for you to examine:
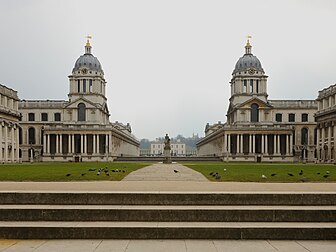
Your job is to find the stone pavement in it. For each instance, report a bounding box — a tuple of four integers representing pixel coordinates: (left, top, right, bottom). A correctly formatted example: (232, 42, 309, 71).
(0, 239, 335, 252)
(122, 163, 208, 181)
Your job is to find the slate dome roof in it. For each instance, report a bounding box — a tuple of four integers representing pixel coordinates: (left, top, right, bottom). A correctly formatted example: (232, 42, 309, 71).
(232, 41, 264, 75)
(72, 40, 104, 75)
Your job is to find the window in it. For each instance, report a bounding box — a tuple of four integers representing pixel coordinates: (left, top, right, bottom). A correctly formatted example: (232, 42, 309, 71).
(256, 80, 259, 93)
(41, 113, 48, 122)
(89, 79, 93, 92)
(77, 80, 80, 92)
(243, 81, 247, 93)
(250, 103, 259, 122)
(275, 113, 282, 122)
(83, 79, 86, 93)
(77, 103, 86, 121)
(28, 127, 35, 144)
(54, 113, 61, 121)
(301, 113, 308, 122)
(28, 113, 35, 121)
(288, 113, 295, 122)
(250, 79, 253, 93)
(301, 128, 308, 145)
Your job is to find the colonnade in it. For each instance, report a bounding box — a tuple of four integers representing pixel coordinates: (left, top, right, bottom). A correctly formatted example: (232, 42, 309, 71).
(43, 132, 112, 156)
(0, 122, 20, 163)
(224, 133, 293, 156)
(317, 124, 336, 162)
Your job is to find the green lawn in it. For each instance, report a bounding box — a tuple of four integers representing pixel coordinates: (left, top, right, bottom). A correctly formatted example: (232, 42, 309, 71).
(0, 162, 152, 181)
(182, 162, 336, 182)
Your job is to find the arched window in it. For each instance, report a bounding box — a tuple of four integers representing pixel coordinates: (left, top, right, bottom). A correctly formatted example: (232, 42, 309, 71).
(28, 127, 35, 145)
(251, 103, 259, 122)
(77, 103, 86, 121)
(301, 128, 308, 145)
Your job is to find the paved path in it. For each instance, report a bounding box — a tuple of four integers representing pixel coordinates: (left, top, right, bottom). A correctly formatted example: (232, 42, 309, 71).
(122, 163, 208, 181)
(0, 239, 335, 252)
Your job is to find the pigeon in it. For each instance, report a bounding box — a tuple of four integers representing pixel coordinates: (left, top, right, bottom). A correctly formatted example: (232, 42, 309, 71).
(215, 175, 221, 180)
(122, 170, 125, 173)
(323, 174, 330, 178)
(96, 172, 100, 176)
(223, 169, 227, 172)
(288, 173, 294, 176)
(66, 173, 71, 177)
(81, 173, 86, 176)
(88, 168, 96, 171)
(300, 177, 308, 183)
(116, 169, 119, 172)
(317, 172, 321, 175)
(174, 170, 179, 173)
(112, 170, 115, 172)
(326, 171, 330, 174)
(104, 169, 109, 173)
(209, 172, 214, 176)
(106, 173, 110, 176)
(299, 170, 303, 175)
(271, 173, 276, 176)
(261, 174, 267, 179)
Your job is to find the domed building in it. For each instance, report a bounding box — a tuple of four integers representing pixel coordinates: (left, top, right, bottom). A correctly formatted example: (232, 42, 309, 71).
(197, 38, 318, 162)
(19, 38, 139, 162)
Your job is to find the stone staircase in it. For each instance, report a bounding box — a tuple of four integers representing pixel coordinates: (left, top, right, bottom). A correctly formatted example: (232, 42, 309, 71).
(0, 192, 335, 239)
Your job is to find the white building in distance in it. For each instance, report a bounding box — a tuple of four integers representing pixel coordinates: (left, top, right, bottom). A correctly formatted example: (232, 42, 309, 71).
(151, 140, 186, 156)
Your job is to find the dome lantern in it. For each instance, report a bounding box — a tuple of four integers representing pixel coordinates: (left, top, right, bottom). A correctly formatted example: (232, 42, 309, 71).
(85, 35, 92, 54)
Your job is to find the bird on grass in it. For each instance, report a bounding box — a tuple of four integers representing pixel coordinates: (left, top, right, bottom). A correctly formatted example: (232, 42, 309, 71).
(288, 173, 294, 177)
(174, 170, 179, 173)
(122, 170, 125, 173)
(271, 173, 277, 176)
(223, 168, 227, 172)
(111, 170, 115, 172)
(300, 177, 308, 183)
(209, 172, 214, 176)
(215, 175, 221, 180)
(106, 173, 110, 176)
(88, 168, 96, 171)
(317, 172, 321, 175)
(323, 174, 330, 178)
(299, 170, 304, 175)
(66, 174, 71, 177)
(261, 174, 267, 179)
(96, 172, 100, 176)
(81, 173, 86, 176)
(326, 171, 330, 174)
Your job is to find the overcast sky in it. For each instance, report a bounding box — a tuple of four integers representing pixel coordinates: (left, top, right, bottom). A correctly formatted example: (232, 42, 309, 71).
(0, 0, 335, 140)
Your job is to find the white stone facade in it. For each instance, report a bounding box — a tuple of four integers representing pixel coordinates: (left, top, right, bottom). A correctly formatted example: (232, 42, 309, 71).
(315, 84, 336, 163)
(19, 39, 139, 162)
(197, 40, 317, 162)
(0, 84, 21, 163)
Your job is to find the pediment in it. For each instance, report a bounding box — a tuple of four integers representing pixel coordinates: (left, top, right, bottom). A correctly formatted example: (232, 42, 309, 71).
(237, 97, 272, 109)
(65, 97, 99, 109)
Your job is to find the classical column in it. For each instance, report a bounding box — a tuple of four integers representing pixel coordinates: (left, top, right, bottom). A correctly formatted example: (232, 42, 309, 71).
(249, 134, 252, 154)
(97, 134, 100, 154)
(290, 133, 293, 155)
(261, 134, 264, 154)
(328, 126, 332, 161)
(16, 127, 19, 162)
(43, 134, 47, 154)
(93, 134, 96, 154)
(0, 124, 3, 162)
(80, 134, 84, 154)
(68, 134, 71, 154)
(316, 127, 320, 160)
(72, 134, 75, 154)
(252, 134, 255, 154)
(109, 132, 113, 155)
(4, 125, 8, 162)
(47, 134, 50, 154)
(223, 133, 226, 155)
(321, 127, 325, 161)
(105, 134, 109, 155)
(56, 134, 59, 154)
(237, 134, 240, 154)
(11, 127, 14, 162)
(265, 135, 268, 155)
(60, 134, 63, 154)
(227, 134, 231, 154)
(277, 135, 281, 155)
(286, 134, 290, 155)
(84, 134, 87, 154)
(240, 134, 243, 154)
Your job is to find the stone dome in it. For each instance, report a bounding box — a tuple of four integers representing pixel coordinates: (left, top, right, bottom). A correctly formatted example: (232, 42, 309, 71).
(72, 40, 104, 75)
(232, 41, 264, 75)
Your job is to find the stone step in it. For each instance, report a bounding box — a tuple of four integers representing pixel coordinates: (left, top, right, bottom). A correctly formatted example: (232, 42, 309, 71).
(0, 221, 335, 239)
(0, 205, 335, 222)
(1, 192, 335, 205)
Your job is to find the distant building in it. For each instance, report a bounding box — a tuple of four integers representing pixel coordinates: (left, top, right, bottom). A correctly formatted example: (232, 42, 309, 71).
(315, 84, 336, 163)
(18, 38, 139, 162)
(151, 140, 186, 156)
(0, 84, 21, 163)
(197, 39, 317, 162)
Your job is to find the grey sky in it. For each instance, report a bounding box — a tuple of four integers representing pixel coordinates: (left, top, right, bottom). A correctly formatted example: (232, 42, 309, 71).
(0, 0, 335, 140)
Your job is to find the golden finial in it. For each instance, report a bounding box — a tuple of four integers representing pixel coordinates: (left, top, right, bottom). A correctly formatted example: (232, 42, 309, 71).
(85, 35, 92, 47)
(246, 35, 252, 47)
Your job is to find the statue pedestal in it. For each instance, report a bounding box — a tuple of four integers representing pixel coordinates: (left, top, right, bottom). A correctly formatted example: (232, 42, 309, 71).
(163, 149, 172, 164)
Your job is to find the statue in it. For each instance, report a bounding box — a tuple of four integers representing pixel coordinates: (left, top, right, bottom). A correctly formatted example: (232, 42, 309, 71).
(163, 133, 172, 164)
(164, 133, 171, 150)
